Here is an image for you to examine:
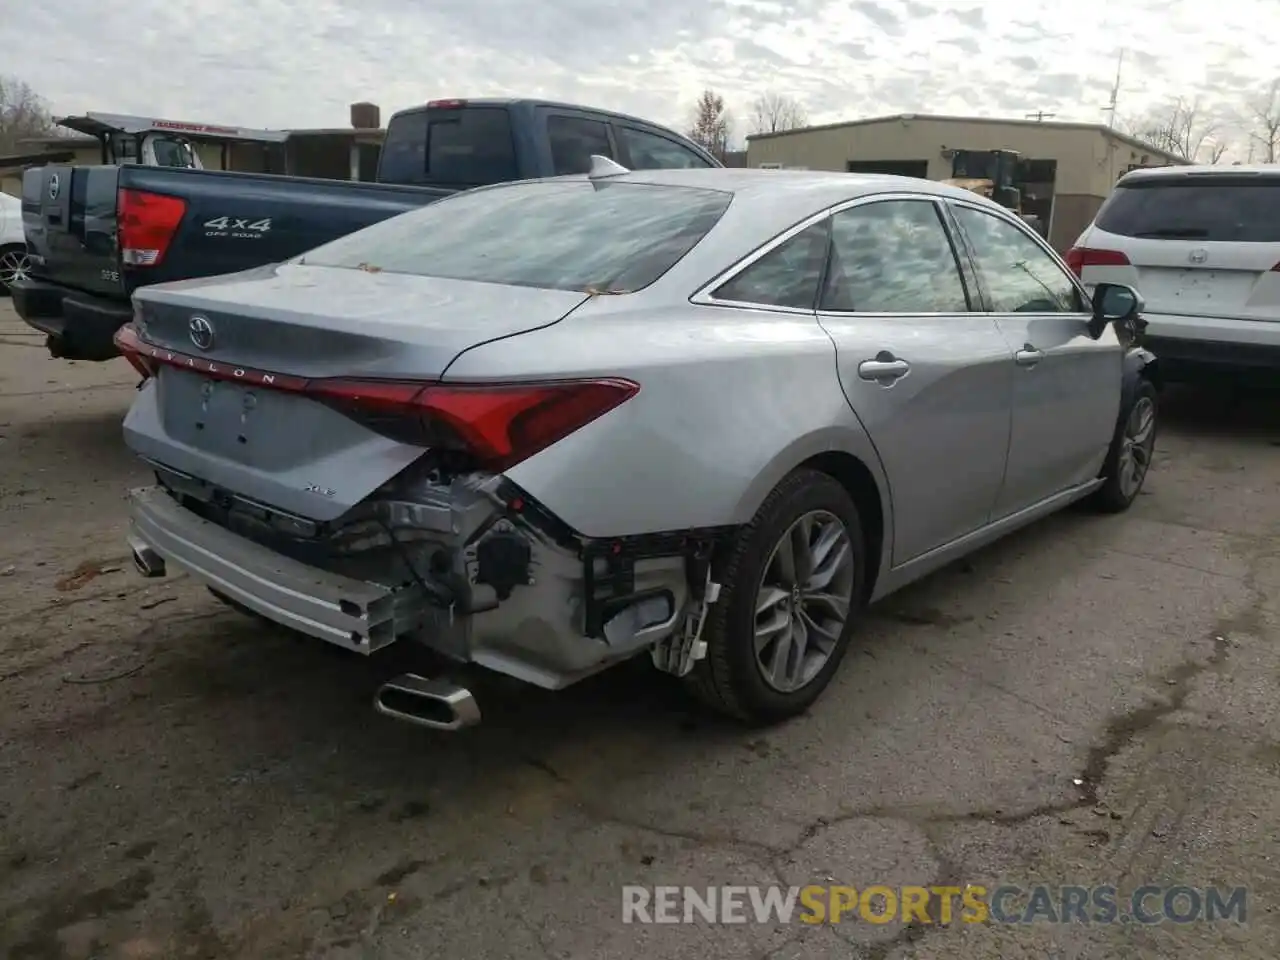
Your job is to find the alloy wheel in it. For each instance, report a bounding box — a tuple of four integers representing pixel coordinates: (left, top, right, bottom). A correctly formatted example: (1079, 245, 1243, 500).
(753, 509, 857, 693)
(0, 248, 30, 288)
(1118, 395, 1156, 499)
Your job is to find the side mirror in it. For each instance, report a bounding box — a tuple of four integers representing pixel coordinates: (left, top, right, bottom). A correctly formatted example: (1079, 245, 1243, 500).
(1088, 282, 1145, 340)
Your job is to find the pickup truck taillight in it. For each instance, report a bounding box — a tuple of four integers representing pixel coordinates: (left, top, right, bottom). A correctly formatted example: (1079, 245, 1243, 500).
(1063, 246, 1130, 277)
(117, 188, 187, 268)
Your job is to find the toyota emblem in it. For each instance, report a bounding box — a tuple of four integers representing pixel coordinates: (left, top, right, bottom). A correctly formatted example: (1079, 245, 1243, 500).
(189, 315, 215, 351)
(48, 173, 60, 201)
(1188, 248, 1208, 264)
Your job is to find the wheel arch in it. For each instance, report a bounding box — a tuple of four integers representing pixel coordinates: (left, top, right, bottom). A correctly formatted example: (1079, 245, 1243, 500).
(731, 427, 892, 600)
(1123, 346, 1161, 407)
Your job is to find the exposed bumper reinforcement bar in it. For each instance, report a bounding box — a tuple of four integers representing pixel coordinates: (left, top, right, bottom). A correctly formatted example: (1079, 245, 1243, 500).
(127, 485, 432, 654)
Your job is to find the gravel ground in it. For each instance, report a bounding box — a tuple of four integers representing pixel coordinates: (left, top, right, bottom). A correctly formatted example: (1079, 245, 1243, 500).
(1, 300, 1278, 960)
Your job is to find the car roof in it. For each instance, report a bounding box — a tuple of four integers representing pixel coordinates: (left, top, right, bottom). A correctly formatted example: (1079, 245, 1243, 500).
(470, 167, 1013, 238)
(586, 168, 1014, 247)
(415, 167, 1025, 306)
(545, 168, 1013, 303)
(610, 166, 991, 205)
(1118, 164, 1280, 185)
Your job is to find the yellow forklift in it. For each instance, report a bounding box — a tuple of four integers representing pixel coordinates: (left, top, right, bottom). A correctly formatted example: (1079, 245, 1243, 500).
(943, 148, 1022, 207)
(942, 148, 1044, 234)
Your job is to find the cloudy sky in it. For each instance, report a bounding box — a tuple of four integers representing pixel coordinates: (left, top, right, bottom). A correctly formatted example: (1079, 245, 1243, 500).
(4, 0, 1280, 149)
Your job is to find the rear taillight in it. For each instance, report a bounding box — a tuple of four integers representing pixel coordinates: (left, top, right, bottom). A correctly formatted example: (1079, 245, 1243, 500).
(310, 378, 639, 469)
(426, 99, 467, 109)
(1063, 246, 1130, 277)
(114, 324, 157, 379)
(112, 326, 638, 468)
(117, 188, 187, 268)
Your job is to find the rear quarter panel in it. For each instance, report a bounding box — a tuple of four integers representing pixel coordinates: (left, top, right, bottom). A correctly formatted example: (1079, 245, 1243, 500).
(443, 300, 891, 540)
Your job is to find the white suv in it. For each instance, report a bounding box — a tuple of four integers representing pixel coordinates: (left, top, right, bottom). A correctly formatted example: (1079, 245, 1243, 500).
(1066, 165, 1280, 383)
(0, 192, 30, 294)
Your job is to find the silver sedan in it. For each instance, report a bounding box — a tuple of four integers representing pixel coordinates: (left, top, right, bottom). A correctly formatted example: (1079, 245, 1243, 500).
(116, 164, 1160, 730)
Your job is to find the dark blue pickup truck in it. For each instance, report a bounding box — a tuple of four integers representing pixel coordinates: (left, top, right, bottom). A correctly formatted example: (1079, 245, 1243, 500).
(14, 98, 720, 361)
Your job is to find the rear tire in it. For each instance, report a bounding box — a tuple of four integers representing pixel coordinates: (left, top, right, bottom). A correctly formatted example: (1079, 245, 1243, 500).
(684, 469, 867, 724)
(1089, 379, 1158, 513)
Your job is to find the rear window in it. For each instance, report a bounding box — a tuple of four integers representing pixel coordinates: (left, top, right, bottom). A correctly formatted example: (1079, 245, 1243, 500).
(377, 107, 518, 187)
(1096, 177, 1280, 242)
(298, 180, 731, 293)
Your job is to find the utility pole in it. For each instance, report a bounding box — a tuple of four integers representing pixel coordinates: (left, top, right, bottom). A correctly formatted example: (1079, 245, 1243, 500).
(1104, 49, 1125, 128)
(1025, 111, 1057, 122)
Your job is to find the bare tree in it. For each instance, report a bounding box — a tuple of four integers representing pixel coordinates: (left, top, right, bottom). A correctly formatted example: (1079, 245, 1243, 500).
(749, 91, 808, 135)
(0, 75, 57, 153)
(1245, 78, 1280, 163)
(688, 89, 732, 161)
(1206, 138, 1231, 163)
(1129, 96, 1220, 161)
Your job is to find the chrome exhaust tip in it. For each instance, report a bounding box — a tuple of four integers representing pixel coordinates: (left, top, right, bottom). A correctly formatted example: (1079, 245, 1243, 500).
(128, 536, 166, 578)
(374, 674, 481, 731)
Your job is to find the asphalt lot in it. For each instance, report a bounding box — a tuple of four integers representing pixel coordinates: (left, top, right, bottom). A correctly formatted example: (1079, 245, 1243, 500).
(0, 300, 1277, 960)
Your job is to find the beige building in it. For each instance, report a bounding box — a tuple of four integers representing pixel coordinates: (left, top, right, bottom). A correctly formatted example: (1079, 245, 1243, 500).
(746, 114, 1185, 252)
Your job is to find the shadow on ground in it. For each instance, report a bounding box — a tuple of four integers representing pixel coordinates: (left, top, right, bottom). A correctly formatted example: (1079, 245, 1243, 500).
(1158, 381, 1280, 441)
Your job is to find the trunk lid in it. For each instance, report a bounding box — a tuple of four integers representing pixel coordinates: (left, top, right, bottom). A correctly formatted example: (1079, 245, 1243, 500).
(22, 164, 126, 297)
(124, 263, 590, 522)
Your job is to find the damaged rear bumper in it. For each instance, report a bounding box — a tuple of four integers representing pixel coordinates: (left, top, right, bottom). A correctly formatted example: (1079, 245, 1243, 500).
(128, 484, 439, 652)
(126, 481, 700, 691)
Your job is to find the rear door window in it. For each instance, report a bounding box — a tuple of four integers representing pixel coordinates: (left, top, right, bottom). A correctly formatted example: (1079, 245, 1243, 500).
(619, 126, 713, 169)
(547, 116, 614, 175)
(1096, 177, 1280, 242)
(820, 199, 971, 313)
(378, 107, 518, 187)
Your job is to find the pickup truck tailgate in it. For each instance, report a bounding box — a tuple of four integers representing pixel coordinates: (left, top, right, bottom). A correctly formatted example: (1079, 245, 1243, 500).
(22, 164, 125, 298)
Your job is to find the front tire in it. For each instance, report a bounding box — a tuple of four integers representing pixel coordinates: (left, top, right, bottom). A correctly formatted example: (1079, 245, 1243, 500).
(1089, 379, 1158, 513)
(685, 469, 866, 724)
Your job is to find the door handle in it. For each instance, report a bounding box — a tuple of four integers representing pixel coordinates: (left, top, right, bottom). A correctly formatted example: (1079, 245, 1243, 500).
(857, 354, 911, 383)
(1015, 345, 1044, 367)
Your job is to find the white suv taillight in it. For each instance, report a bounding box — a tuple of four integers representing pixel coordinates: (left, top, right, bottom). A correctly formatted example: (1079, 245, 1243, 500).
(1064, 246, 1131, 277)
